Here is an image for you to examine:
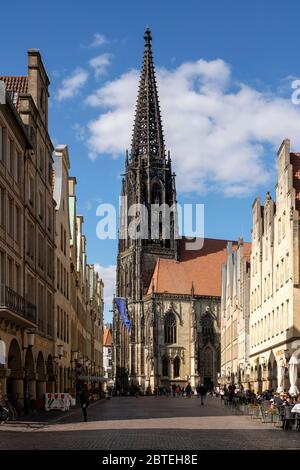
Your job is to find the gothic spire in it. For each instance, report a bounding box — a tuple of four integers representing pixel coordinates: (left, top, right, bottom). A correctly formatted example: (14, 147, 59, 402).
(131, 28, 165, 161)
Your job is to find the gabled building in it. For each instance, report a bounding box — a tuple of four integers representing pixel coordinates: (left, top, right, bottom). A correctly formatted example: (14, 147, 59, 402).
(0, 51, 104, 409)
(53, 144, 72, 393)
(103, 323, 113, 384)
(0, 51, 56, 405)
(249, 139, 300, 393)
(220, 239, 251, 387)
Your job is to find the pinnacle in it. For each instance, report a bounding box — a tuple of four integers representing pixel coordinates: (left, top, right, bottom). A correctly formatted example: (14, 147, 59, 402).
(131, 30, 165, 161)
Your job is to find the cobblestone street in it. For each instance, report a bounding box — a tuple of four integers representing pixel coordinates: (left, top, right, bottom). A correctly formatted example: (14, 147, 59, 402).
(0, 396, 300, 450)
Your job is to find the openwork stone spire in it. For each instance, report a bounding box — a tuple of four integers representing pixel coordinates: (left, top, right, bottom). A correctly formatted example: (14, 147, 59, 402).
(131, 28, 165, 161)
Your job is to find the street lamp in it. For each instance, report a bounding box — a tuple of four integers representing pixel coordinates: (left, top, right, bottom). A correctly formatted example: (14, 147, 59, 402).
(53, 345, 64, 392)
(22, 330, 36, 414)
(71, 350, 79, 397)
(22, 330, 36, 350)
(55, 344, 64, 360)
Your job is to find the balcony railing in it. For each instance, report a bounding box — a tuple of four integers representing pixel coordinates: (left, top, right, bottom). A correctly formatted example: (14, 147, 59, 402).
(0, 285, 36, 324)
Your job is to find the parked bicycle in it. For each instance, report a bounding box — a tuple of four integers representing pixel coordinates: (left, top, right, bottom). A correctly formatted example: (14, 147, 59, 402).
(0, 403, 9, 424)
(0, 396, 17, 423)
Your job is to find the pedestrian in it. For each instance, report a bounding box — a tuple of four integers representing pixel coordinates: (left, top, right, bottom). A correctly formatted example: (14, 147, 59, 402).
(186, 382, 192, 398)
(199, 384, 207, 405)
(80, 385, 90, 422)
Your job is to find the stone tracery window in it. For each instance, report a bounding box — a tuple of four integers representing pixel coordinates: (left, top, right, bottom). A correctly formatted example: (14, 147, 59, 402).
(164, 311, 176, 344)
(201, 312, 214, 343)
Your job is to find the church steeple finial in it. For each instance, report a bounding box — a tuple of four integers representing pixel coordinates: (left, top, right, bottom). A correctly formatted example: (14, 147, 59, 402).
(131, 29, 165, 161)
(144, 28, 152, 48)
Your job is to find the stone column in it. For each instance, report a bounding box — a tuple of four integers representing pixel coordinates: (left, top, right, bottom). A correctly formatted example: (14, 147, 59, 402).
(36, 381, 46, 399)
(46, 380, 55, 393)
(29, 380, 36, 401)
(170, 357, 174, 381)
(190, 346, 196, 388)
(0, 377, 7, 396)
(12, 379, 23, 408)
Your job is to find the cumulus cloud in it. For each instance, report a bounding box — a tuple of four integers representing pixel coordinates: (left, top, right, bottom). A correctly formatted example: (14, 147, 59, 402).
(81, 33, 108, 49)
(94, 264, 116, 313)
(85, 58, 300, 196)
(89, 53, 112, 78)
(57, 68, 89, 101)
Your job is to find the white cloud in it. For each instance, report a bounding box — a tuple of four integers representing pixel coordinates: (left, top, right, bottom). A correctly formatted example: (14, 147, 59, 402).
(89, 33, 108, 48)
(89, 53, 112, 78)
(85, 58, 300, 196)
(94, 264, 116, 315)
(57, 68, 89, 101)
(81, 33, 108, 49)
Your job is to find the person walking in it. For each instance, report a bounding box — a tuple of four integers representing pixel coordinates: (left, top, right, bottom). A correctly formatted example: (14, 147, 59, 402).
(199, 384, 207, 405)
(186, 382, 192, 398)
(80, 385, 90, 422)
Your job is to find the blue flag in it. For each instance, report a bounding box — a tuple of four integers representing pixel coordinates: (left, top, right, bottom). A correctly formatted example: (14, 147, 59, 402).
(115, 297, 131, 331)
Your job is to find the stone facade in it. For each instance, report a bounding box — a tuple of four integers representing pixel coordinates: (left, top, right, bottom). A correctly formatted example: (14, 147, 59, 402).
(103, 323, 113, 385)
(220, 239, 251, 387)
(0, 51, 56, 406)
(142, 293, 221, 391)
(249, 139, 300, 393)
(0, 50, 104, 411)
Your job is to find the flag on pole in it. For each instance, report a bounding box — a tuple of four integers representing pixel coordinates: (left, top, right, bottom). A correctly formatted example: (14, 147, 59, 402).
(114, 297, 131, 331)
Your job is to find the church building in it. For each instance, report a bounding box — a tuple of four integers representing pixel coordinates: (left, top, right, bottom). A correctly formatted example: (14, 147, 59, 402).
(113, 29, 239, 392)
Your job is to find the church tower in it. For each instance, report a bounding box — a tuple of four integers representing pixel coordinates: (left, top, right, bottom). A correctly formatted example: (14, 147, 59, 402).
(114, 29, 178, 389)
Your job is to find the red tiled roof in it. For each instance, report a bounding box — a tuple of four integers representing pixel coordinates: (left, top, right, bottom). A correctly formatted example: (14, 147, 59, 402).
(0, 76, 28, 109)
(148, 237, 251, 297)
(103, 327, 112, 347)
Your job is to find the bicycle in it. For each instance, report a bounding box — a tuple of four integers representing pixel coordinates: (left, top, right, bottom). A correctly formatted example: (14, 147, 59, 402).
(0, 404, 9, 424)
(4, 398, 18, 421)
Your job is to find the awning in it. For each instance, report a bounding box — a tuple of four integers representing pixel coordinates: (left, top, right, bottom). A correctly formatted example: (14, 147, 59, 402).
(77, 375, 108, 383)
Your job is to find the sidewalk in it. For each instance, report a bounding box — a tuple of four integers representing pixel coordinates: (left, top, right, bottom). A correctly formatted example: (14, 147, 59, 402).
(10, 398, 105, 427)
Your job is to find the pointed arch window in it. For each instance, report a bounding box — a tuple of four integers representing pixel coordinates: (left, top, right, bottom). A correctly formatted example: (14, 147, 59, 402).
(164, 312, 177, 344)
(173, 356, 180, 377)
(162, 356, 169, 377)
(151, 182, 162, 205)
(151, 182, 162, 241)
(201, 313, 214, 343)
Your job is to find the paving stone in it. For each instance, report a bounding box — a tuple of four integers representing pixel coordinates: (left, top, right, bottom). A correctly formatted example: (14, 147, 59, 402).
(0, 397, 299, 450)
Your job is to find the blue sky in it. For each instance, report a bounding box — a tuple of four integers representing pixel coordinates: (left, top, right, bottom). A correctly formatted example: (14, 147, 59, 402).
(2, 0, 300, 320)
